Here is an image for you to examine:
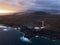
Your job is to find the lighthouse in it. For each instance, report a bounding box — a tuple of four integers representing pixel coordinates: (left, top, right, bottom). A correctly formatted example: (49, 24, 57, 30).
(41, 21, 45, 29)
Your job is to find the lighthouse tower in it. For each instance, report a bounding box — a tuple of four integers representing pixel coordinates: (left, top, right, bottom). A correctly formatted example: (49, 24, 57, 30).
(41, 21, 45, 29)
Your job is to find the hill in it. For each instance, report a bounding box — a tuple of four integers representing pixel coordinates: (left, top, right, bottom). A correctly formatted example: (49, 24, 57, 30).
(0, 11, 60, 31)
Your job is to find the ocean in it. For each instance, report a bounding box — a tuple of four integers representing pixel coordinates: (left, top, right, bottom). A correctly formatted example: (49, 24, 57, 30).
(30, 37, 60, 45)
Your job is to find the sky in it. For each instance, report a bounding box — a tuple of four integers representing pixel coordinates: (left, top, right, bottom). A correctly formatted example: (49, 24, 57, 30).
(0, 0, 35, 12)
(0, 0, 60, 13)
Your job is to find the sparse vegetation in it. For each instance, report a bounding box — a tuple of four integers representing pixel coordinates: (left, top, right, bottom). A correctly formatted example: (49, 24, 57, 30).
(0, 11, 60, 39)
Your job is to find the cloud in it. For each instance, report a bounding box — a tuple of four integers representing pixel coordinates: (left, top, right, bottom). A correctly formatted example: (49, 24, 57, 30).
(31, 0, 60, 10)
(1, 0, 36, 11)
(0, 0, 60, 12)
(17, 0, 60, 11)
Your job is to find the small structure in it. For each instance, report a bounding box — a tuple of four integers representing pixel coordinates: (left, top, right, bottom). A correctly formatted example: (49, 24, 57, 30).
(41, 21, 45, 29)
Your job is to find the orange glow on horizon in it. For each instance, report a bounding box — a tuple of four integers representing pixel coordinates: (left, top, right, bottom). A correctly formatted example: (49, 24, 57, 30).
(0, 10, 17, 13)
(0, 4, 18, 15)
